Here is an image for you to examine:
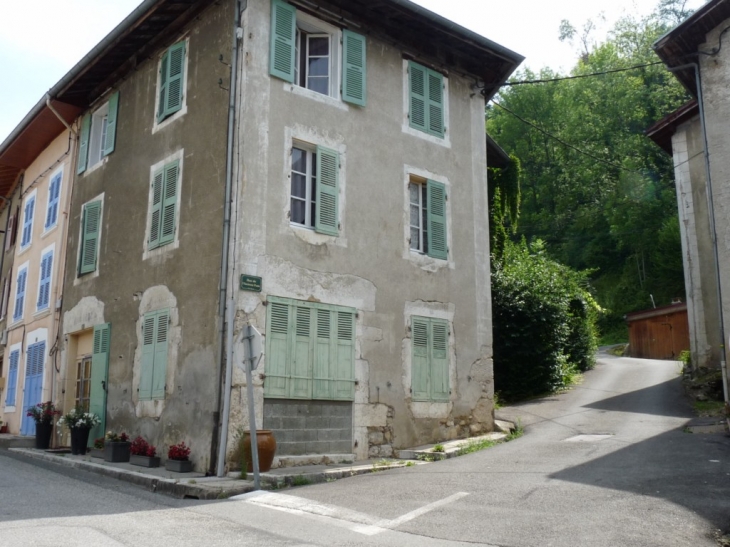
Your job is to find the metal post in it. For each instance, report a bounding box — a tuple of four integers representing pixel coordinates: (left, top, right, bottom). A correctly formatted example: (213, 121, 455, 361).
(244, 325, 260, 490)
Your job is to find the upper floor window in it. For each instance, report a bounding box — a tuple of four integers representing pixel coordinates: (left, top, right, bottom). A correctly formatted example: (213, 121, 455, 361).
(270, 0, 366, 106)
(20, 194, 35, 249)
(148, 159, 180, 250)
(45, 170, 62, 230)
(408, 176, 448, 260)
(157, 41, 186, 124)
(36, 249, 54, 312)
(77, 92, 119, 175)
(78, 200, 102, 276)
(12, 264, 28, 322)
(408, 61, 446, 138)
(290, 142, 339, 236)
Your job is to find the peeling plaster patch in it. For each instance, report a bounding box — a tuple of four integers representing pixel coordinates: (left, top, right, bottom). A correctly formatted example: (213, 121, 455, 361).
(133, 286, 181, 419)
(62, 296, 106, 335)
(261, 255, 376, 312)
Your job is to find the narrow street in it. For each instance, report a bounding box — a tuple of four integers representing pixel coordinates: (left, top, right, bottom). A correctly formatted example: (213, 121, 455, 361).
(2, 353, 729, 546)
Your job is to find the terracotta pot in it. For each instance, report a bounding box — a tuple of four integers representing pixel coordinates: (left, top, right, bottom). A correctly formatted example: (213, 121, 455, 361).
(243, 430, 277, 472)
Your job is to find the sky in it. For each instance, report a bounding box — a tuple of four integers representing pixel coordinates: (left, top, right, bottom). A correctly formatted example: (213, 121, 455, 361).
(0, 0, 706, 144)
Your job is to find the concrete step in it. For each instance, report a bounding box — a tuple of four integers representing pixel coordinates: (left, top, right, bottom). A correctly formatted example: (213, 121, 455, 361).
(0, 434, 35, 450)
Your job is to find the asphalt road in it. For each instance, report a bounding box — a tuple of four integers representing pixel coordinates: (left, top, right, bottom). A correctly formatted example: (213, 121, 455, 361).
(2, 353, 729, 546)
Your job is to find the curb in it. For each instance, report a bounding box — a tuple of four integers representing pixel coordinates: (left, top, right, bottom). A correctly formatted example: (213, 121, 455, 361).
(260, 460, 417, 489)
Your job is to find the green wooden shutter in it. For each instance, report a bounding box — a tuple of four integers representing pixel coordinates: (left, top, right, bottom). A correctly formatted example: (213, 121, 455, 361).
(427, 70, 445, 137)
(148, 168, 164, 249)
(409, 62, 427, 133)
(77, 114, 91, 174)
(430, 320, 450, 401)
(152, 310, 169, 399)
(164, 41, 186, 119)
(157, 50, 169, 123)
(290, 305, 312, 398)
(102, 91, 119, 157)
(139, 313, 156, 400)
(411, 317, 430, 400)
(89, 323, 111, 441)
(313, 307, 333, 399)
(79, 201, 101, 275)
(333, 310, 355, 400)
(342, 30, 366, 106)
(159, 160, 179, 246)
(264, 300, 291, 398)
(270, 0, 296, 83)
(427, 179, 448, 260)
(315, 146, 339, 236)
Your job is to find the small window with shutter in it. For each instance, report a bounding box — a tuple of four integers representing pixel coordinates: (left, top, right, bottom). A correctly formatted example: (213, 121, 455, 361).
(78, 200, 102, 276)
(290, 142, 339, 236)
(148, 159, 180, 251)
(408, 61, 446, 139)
(411, 316, 450, 402)
(157, 41, 187, 124)
(77, 91, 119, 175)
(139, 309, 169, 401)
(408, 175, 448, 260)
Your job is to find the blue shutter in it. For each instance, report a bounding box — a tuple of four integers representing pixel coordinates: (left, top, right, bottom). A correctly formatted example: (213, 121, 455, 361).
(13, 268, 26, 321)
(45, 173, 61, 229)
(37, 251, 53, 310)
(20, 197, 34, 248)
(4, 350, 19, 406)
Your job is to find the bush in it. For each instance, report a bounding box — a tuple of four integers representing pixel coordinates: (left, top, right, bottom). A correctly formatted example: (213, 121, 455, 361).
(492, 240, 600, 401)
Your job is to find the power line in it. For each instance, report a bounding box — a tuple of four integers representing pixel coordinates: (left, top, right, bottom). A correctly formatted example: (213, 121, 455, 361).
(500, 61, 665, 87)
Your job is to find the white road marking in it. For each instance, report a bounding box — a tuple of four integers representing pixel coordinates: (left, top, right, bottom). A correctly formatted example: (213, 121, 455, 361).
(232, 490, 470, 536)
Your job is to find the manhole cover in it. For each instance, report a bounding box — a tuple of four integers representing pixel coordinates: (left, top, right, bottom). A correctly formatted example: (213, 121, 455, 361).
(564, 434, 613, 442)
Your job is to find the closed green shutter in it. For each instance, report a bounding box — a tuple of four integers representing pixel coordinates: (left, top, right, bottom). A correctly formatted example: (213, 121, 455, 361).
(103, 91, 119, 156)
(139, 313, 156, 400)
(291, 305, 312, 398)
(408, 62, 427, 133)
(157, 51, 169, 123)
(427, 179, 448, 260)
(411, 317, 430, 400)
(315, 146, 339, 236)
(270, 0, 296, 83)
(148, 168, 164, 249)
(90, 323, 111, 441)
(427, 70, 445, 137)
(430, 320, 450, 401)
(165, 42, 185, 118)
(152, 310, 169, 399)
(264, 301, 291, 398)
(77, 114, 91, 174)
(342, 30, 366, 106)
(159, 160, 179, 246)
(313, 307, 333, 399)
(79, 201, 101, 275)
(333, 310, 355, 400)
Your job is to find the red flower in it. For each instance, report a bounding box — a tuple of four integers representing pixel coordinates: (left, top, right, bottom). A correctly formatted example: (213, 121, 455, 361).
(167, 441, 191, 461)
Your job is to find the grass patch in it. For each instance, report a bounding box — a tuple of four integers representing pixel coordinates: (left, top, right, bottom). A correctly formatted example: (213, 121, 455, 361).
(505, 420, 524, 441)
(456, 438, 498, 456)
(432, 443, 445, 453)
(291, 475, 311, 487)
(694, 400, 726, 417)
(605, 344, 628, 357)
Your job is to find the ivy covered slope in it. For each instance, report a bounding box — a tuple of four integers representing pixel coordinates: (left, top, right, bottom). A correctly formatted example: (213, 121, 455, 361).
(487, 1, 691, 342)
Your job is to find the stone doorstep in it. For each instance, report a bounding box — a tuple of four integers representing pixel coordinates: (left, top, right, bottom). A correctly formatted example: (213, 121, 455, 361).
(0, 434, 35, 450)
(397, 432, 508, 461)
(255, 459, 418, 488)
(269, 453, 355, 469)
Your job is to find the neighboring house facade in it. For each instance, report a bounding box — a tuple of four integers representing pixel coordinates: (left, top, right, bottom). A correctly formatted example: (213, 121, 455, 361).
(649, 0, 730, 383)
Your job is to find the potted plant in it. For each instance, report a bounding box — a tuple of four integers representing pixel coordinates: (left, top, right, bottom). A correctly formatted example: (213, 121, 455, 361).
(26, 401, 61, 449)
(0, 420, 5, 434)
(90, 437, 105, 458)
(57, 407, 101, 455)
(165, 441, 193, 473)
(130, 436, 160, 468)
(104, 431, 131, 462)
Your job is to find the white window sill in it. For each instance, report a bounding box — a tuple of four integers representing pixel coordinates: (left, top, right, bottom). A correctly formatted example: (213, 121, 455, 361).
(3, 406, 16, 413)
(8, 317, 23, 328)
(41, 224, 59, 240)
(143, 239, 179, 262)
(74, 269, 99, 286)
(84, 156, 108, 176)
(405, 249, 453, 272)
(289, 224, 347, 248)
(17, 244, 31, 257)
(401, 123, 451, 149)
(284, 83, 349, 111)
(152, 106, 187, 135)
(33, 308, 51, 320)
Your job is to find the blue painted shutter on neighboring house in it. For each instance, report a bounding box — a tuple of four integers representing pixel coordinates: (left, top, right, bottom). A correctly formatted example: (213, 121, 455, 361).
(45, 173, 61, 229)
(77, 113, 91, 174)
(37, 251, 53, 310)
(269, 0, 296, 83)
(13, 268, 26, 321)
(102, 91, 119, 156)
(20, 197, 34, 248)
(342, 30, 367, 106)
(4, 350, 19, 406)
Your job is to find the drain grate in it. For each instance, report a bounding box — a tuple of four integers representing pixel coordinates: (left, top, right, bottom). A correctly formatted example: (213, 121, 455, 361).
(564, 434, 613, 442)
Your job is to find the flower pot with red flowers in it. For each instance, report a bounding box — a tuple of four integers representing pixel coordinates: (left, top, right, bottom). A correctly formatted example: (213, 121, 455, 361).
(130, 436, 161, 468)
(165, 441, 193, 473)
(104, 431, 131, 462)
(90, 437, 105, 458)
(27, 401, 61, 449)
(57, 407, 101, 455)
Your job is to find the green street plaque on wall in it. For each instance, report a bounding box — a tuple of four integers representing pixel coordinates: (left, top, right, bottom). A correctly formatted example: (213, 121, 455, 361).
(240, 274, 262, 292)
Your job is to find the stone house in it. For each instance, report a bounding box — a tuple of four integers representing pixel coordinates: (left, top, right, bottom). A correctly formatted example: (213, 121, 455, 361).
(648, 0, 730, 398)
(3, 0, 522, 471)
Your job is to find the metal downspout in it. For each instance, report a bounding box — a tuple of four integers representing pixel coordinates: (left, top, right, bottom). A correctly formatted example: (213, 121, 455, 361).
(212, 0, 242, 478)
(669, 62, 730, 406)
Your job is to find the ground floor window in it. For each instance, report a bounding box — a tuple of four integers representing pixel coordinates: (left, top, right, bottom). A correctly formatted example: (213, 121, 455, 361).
(75, 357, 92, 412)
(411, 316, 450, 401)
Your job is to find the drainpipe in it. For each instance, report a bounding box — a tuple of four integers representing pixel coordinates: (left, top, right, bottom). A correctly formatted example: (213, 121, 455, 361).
(668, 62, 730, 407)
(213, 0, 243, 478)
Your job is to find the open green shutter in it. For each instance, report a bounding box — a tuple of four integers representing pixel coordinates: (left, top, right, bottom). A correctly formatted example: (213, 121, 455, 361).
(103, 91, 119, 157)
(333, 310, 355, 400)
(430, 320, 450, 401)
(148, 168, 164, 249)
(159, 160, 179, 246)
(427, 179, 448, 260)
(90, 323, 111, 441)
(270, 0, 296, 83)
(79, 201, 101, 275)
(427, 70, 445, 137)
(315, 146, 339, 236)
(313, 307, 333, 399)
(411, 317, 430, 400)
(157, 51, 169, 123)
(152, 310, 169, 399)
(164, 41, 185, 119)
(290, 305, 313, 398)
(265, 301, 291, 398)
(77, 114, 91, 174)
(342, 30, 366, 106)
(139, 313, 156, 400)
(409, 62, 427, 132)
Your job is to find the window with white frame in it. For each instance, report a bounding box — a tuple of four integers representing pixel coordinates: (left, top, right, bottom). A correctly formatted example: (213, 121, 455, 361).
(45, 170, 62, 230)
(19, 194, 35, 249)
(295, 16, 337, 97)
(409, 178, 428, 255)
(408, 176, 448, 260)
(290, 142, 340, 236)
(77, 92, 119, 175)
(12, 264, 28, 322)
(36, 249, 53, 312)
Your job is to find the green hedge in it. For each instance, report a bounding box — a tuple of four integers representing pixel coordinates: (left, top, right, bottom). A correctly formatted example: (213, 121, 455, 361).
(492, 240, 599, 401)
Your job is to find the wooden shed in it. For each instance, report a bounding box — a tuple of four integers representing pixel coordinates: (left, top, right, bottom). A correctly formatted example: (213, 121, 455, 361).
(625, 302, 690, 360)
